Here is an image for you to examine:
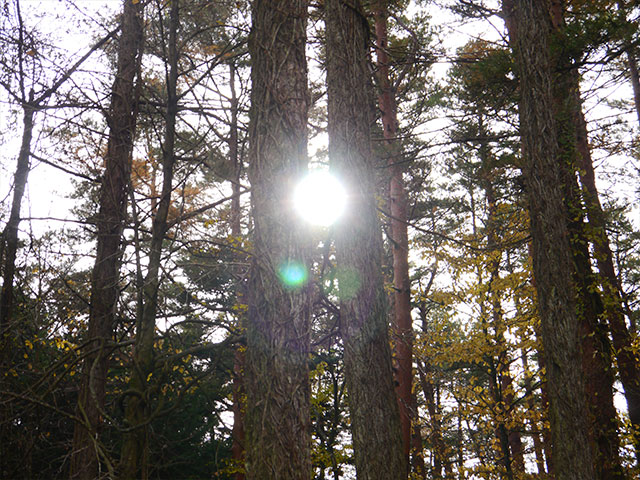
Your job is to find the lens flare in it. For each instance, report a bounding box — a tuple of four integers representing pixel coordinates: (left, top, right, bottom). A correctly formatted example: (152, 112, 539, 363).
(293, 170, 347, 226)
(278, 261, 308, 288)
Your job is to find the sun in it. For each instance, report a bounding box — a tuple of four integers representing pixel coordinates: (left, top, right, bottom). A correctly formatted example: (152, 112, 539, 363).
(293, 170, 347, 227)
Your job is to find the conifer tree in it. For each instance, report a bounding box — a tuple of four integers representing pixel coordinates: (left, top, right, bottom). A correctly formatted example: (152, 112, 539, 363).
(504, 0, 595, 478)
(325, 0, 405, 478)
(70, 1, 144, 477)
(244, 0, 312, 478)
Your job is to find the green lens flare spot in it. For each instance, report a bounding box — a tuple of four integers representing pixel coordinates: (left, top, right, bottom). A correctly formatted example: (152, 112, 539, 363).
(278, 261, 308, 288)
(336, 267, 361, 300)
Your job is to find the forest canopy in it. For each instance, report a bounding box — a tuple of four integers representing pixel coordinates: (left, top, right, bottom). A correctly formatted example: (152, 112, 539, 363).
(0, 0, 639, 479)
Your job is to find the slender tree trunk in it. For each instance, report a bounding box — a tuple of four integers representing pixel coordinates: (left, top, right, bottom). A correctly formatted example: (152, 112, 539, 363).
(228, 61, 246, 480)
(417, 360, 448, 480)
(520, 346, 546, 476)
(0, 101, 34, 332)
(505, 1, 595, 478)
(479, 117, 525, 479)
(374, 1, 414, 474)
(501, 372, 525, 474)
(325, 1, 405, 478)
(69, 1, 144, 478)
(119, 2, 178, 478)
(0, 5, 116, 335)
(627, 48, 640, 127)
(410, 395, 427, 480)
(244, 1, 312, 478)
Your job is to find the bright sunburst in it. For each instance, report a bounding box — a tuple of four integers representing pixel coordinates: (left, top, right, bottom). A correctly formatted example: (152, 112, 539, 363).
(293, 170, 347, 227)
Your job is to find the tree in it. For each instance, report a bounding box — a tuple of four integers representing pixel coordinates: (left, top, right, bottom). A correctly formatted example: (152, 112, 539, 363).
(504, 0, 595, 478)
(244, 0, 313, 478)
(0, 0, 117, 335)
(556, 0, 640, 464)
(325, 0, 405, 478)
(69, 1, 144, 477)
(373, 1, 416, 475)
(118, 0, 180, 476)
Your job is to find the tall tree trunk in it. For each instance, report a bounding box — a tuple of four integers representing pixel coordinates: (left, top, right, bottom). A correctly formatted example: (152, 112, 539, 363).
(417, 360, 448, 480)
(0, 101, 34, 332)
(548, 3, 625, 476)
(572, 54, 640, 462)
(229, 61, 246, 480)
(521, 348, 546, 475)
(374, 0, 414, 474)
(244, 1, 312, 478)
(505, 1, 595, 478)
(69, 1, 144, 478)
(479, 116, 525, 479)
(325, 1, 405, 479)
(555, 77, 623, 480)
(626, 48, 640, 127)
(119, 1, 178, 478)
(0, 3, 116, 334)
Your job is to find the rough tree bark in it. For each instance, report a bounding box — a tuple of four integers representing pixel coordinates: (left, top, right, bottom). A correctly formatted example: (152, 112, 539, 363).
(548, 2, 625, 476)
(569, 42, 640, 464)
(244, 1, 312, 478)
(505, 1, 595, 478)
(69, 1, 144, 478)
(552, 71, 624, 480)
(325, 1, 405, 479)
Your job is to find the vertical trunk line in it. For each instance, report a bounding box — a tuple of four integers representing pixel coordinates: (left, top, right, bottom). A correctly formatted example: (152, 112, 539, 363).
(505, 1, 596, 477)
(70, 0, 144, 477)
(120, 1, 179, 478)
(374, 0, 415, 474)
(325, 0, 405, 478)
(0, 102, 35, 332)
(244, 1, 312, 478)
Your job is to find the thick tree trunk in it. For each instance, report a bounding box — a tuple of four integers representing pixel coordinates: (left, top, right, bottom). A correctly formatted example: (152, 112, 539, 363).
(325, 1, 405, 478)
(119, 2, 178, 478)
(572, 66, 640, 463)
(548, 3, 625, 476)
(69, 1, 144, 478)
(244, 1, 312, 478)
(506, 1, 595, 478)
(374, 1, 414, 474)
(554, 78, 623, 479)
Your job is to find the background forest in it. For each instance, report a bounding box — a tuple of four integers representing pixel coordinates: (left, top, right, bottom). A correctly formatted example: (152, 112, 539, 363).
(0, 0, 639, 479)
